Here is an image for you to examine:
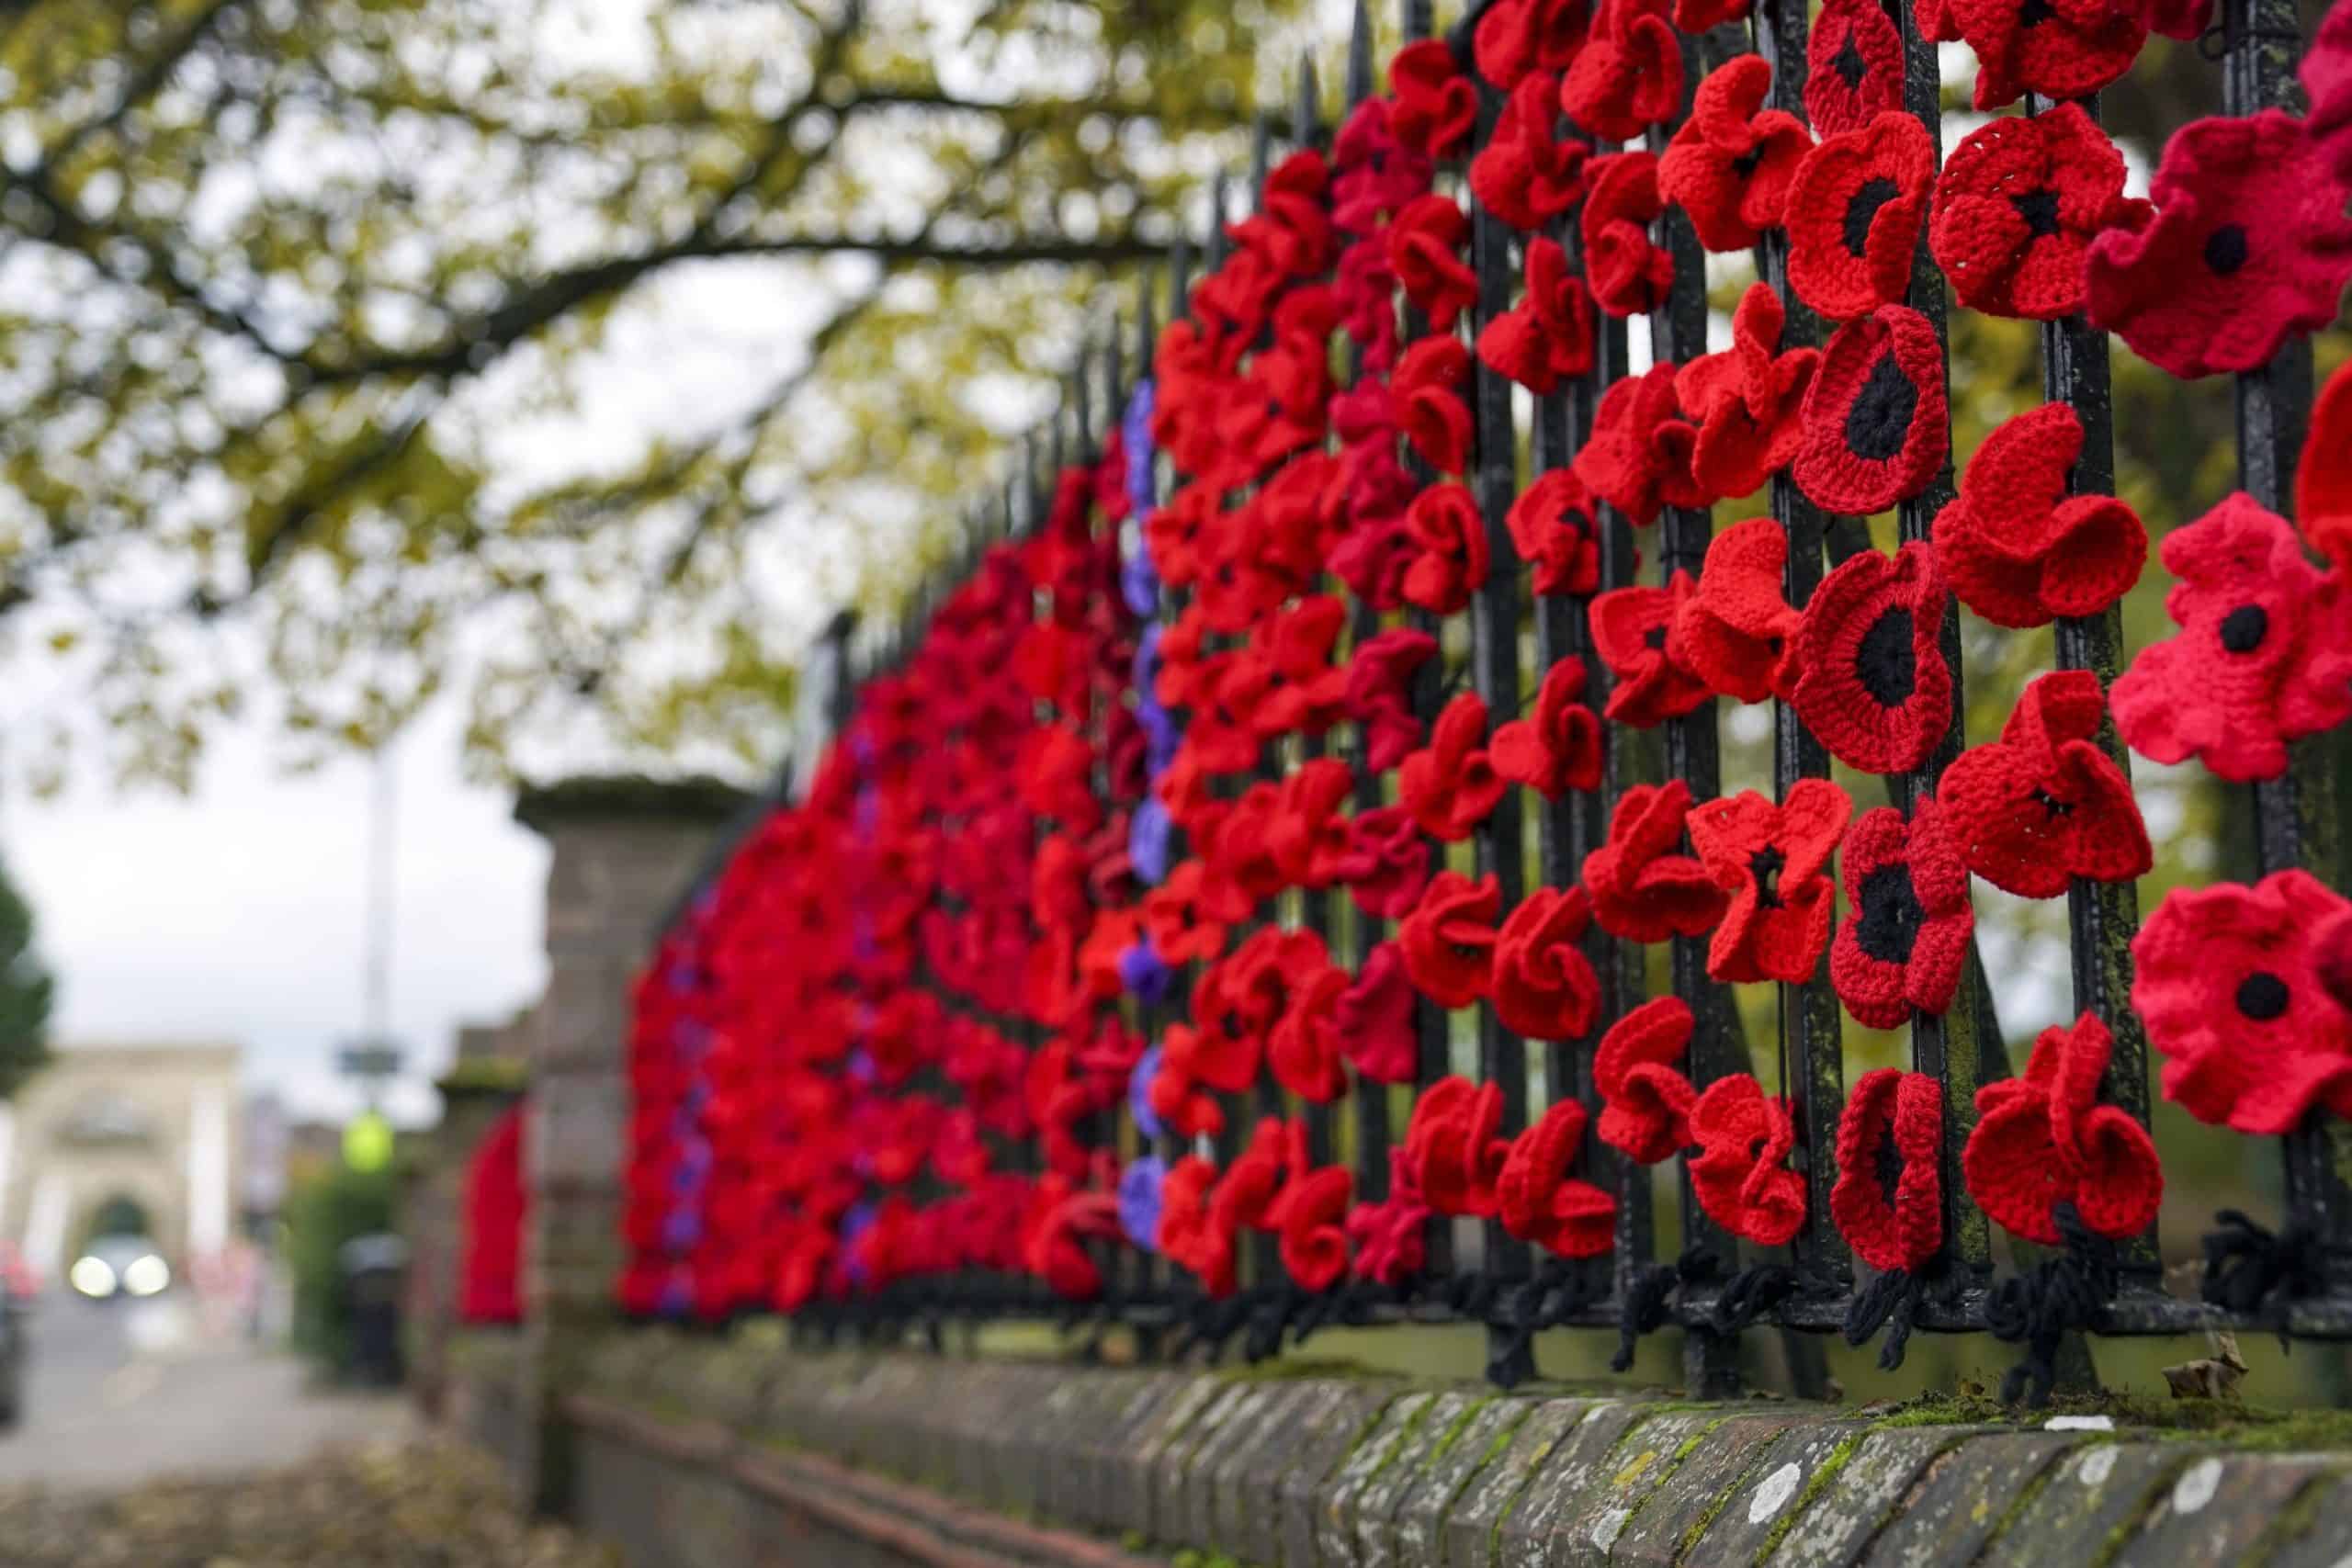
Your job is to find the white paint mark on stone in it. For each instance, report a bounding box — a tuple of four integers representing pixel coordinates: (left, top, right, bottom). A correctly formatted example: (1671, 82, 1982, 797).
(2076, 1446, 2120, 1487)
(2171, 1457, 2223, 1516)
(2046, 1415, 2116, 1432)
(1590, 1506, 1631, 1551)
(1748, 1461, 1804, 1524)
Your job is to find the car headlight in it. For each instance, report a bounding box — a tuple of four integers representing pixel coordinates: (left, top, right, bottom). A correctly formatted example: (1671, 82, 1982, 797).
(69, 1256, 117, 1298)
(121, 1255, 169, 1297)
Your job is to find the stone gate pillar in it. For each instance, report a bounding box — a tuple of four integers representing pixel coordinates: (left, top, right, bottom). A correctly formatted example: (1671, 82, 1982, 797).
(512, 775, 752, 1513)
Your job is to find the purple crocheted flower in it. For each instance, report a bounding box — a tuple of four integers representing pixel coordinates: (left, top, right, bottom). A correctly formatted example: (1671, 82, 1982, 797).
(1129, 798, 1173, 886)
(1119, 940, 1172, 1007)
(662, 1205, 702, 1252)
(1124, 381, 1157, 518)
(1123, 546, 1159, 618)
(1118, 1156, 1167, 1252)
(839, 1201, 876, 1287)
(659, 1269, 692, 1317)
(1129, 1044, 1166, 1139)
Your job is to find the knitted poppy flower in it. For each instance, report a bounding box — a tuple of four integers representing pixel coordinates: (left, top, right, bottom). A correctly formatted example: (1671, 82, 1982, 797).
(1492, 886, 1602, 1042)
(1399, 870, 1504, 1008)
(2086, 110, 2352, 381)
(1388, 193, 1479, 333)
(1469, 73, 1592, 232)
(1657, 55, 1813, 254)
(2110, 494, 2352, 784)
(1784, 113, 1935, 322)
(1674, 285, 1818, 502)
(1270, 962, 1350, 1104)
(1592, 571, 1712, 728)
(1939, 671, 2152, 899)
(1792, 307, 1949, 517)
(1267, 759, 1355, 892)
(2320, 907, 2352, 1017)
(2309, 0, 2352, 188)
(1272, 1156, 1354, 1292)
(1580, 151, 1675, 318)
(1674, 517, 1801, 705)
(1964, 1011, 2162, 1246)
(1931, 403, 2146, 629)
(1393, 334, 1474, 475)
(1392, 39, 1478, 160)
(1583, 780, 1731, 943)
(1575, 361, 1705, 525)
(1689, 1075, 1807, 1246)
(1475, 0, 1593, 88)
(1560, 0, 1682, 142)
(1145, 1023, 1232, 1139)
(1337, 804, 1434, 919)
(1687, 779, 1852, 986)
(1491, 654, 1604, 799)
(1159, 1154, 1238, 1297)
(1941, 0, 2146, 109)
(1507, 468, 1602, 598)
(1230, 596, 1351, 739)
(2302, 358, 2352, 574)
(1829, 798, 1973, 1030)
(1401, 692, 1507, 842)
(1790, 541, 1953, 776)
(1477, 237, 1596, 395)
(1144, 858, 1234, 964)
(1593, 997, 1696, 1164)
(1402, 482, 1491, 615)
(1346, 627, 1439, 773)
(1348, 1148, 1432, 1287)
(1805, 0, 1903, 138)
(1831, 1069, 1942, 1273)
(1406, 1076, 1510, 1218)
(1498, 1099, 1616, 1259)
(1928, 104, 2149, 323)
(2133, 870, 2352, 1136)
(1338, 941, 1419, 1085)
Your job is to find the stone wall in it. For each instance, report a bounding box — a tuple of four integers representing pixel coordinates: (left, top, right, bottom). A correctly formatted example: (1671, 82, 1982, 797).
(532, 1335, 2352, 1568)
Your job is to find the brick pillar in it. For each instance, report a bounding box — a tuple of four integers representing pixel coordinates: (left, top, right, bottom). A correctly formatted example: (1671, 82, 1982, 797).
(513, 776, 752, 1513)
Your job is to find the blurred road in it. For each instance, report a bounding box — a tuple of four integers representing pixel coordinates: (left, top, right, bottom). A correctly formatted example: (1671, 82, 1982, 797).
(0, 1292, 412, 1491)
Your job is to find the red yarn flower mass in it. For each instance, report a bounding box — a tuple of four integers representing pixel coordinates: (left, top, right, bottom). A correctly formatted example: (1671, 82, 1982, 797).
(1939, 671, 2152, 900)
(1789, 541, 1955, 776)
(1830, 1069, 1941, 1275)
(1792, 306, 1951, 517)
(1830, 798, 1974, 1030)
(1657, 55, 1812, 254)
(1929, 103, 2149, 322)
(1931, 402, 2147, 629)
(1594, 997, 1697, 1165)
(1584, 780, 1731, 943)
(1964, 1012, 2163, 1247)
(1687, 778, 1853, 986)
(1784, 111, 1936, 322)
(1689, 1076, 1807, 1247)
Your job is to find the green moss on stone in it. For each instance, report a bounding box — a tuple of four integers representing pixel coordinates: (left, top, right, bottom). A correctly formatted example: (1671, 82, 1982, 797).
(1869, 1390, 2352, 1449)
(1752, 1428, 1867, 1566)
(1422, 1396, 1496, 1465)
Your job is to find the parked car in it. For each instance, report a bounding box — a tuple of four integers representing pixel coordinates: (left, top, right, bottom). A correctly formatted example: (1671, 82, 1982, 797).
(67, 1235, 171, 1302)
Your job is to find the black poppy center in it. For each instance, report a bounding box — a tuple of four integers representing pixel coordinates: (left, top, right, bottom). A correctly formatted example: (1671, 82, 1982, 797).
(1731, 141, 1770, 180)
(1856, 863, 1927, 964)
(1747, 1135, 1771, 1161)
(2030, 786, 2076, 820)
(1833, 33, 1869, 89)
(2204, 223, 2250, 276)
(2221, 604, 2268, 653)
(1873, 1122, 1905, 1209)
(1855, 605, 1917, 707)
(1644, 624, 1668, 650)
(1842, 176, 1902, 256)
(1750, 845, 1787, 908)
(2236, 971, 2290, 1021)
(1845, 353, 1919, 462)
(2020, 0, 2053, 22)
(2010, 187, 2062, 240)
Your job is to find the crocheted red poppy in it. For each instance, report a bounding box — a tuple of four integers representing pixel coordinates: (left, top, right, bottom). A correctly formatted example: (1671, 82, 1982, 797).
(1159, 1154, 1238, 1297)
(1337, 804, 1434, 919)
(1689, 1075, 1807, 1247)
(1805, 0, 1903, 138)
(1592, 571, 1712, 728)
(1491, 655, 1604, 798)
(1146, 1022, 1233, 1139)
(1393, 334, 1474, 475)
(1477, 237, 1596, 395)
(1493, 886, 1602, 1042)
(1388, 193, 1479, 333)
(1474, 0, 1593, 88)
(1209, 1117, 1291, 1241)
(1392, 39, 1478, 160)
(1230, 598, 1349, 740)
(1939, 671, 2148, 900)
(1347, 1148, 1432, 1287)
(1399, 870, 1503, 1008)
(2302, 357, 2352, 574)
(1784, 112, 1934, 322)
(1792, 306, 1949, 516)
(2086, 110, 2352, 381)
(1789, 540, 1953, 775)
(1271, 957, 1350, 1105)
(1346, 627, 1440, 772)
(1507, 468, 1602, 598)
(1674, 284, 1818, 502)
(1574, 362, 1704, 525)
(1583, 779, 1731, 943)
(1337, 941, 1419, 1085)
(2321, 907, 2352, 1018)
(2134, 870, 2352, 1136)
(1406, 1076, 1510, 1218)
(1594, 997, 1697, 1163)
(2310, 0, 2352, 188)
(1144, 859, 1234, 965)
(1470, 73, 1593, 233)
(1831, 1069, 1942, 1273)
(2109, 493, 2352, 784)
(1580, 151, 1675, 319)
(1928, 104, 2148, 323)
(1965, 1011, 2162, 1247)
(1402, 482, 1492, 615)
(1560, 0, 1682, 142)
(1942, 0, 2146, 109)
(1687, 778, 1852, 986)
(1657, 55, 1813, 254)
(1400, 692, 1507, 842)
(1498, 1100, 1616, 1259)
(1271, 1143, 1354, 1292)
(1674, 517, 1801, 705)
(1931, 403, 2146, 629)
(1829, 797, 1973, 1030)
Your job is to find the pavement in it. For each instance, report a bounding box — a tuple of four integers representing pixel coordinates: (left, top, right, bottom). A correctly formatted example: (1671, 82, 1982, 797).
(0, 1290, 414, 1492)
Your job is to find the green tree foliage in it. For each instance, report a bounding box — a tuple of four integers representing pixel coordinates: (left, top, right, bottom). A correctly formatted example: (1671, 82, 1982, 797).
(0, 0, 1312, 786)
(0, 857, 53, 1100)
(284, 1154, 394, 1371)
